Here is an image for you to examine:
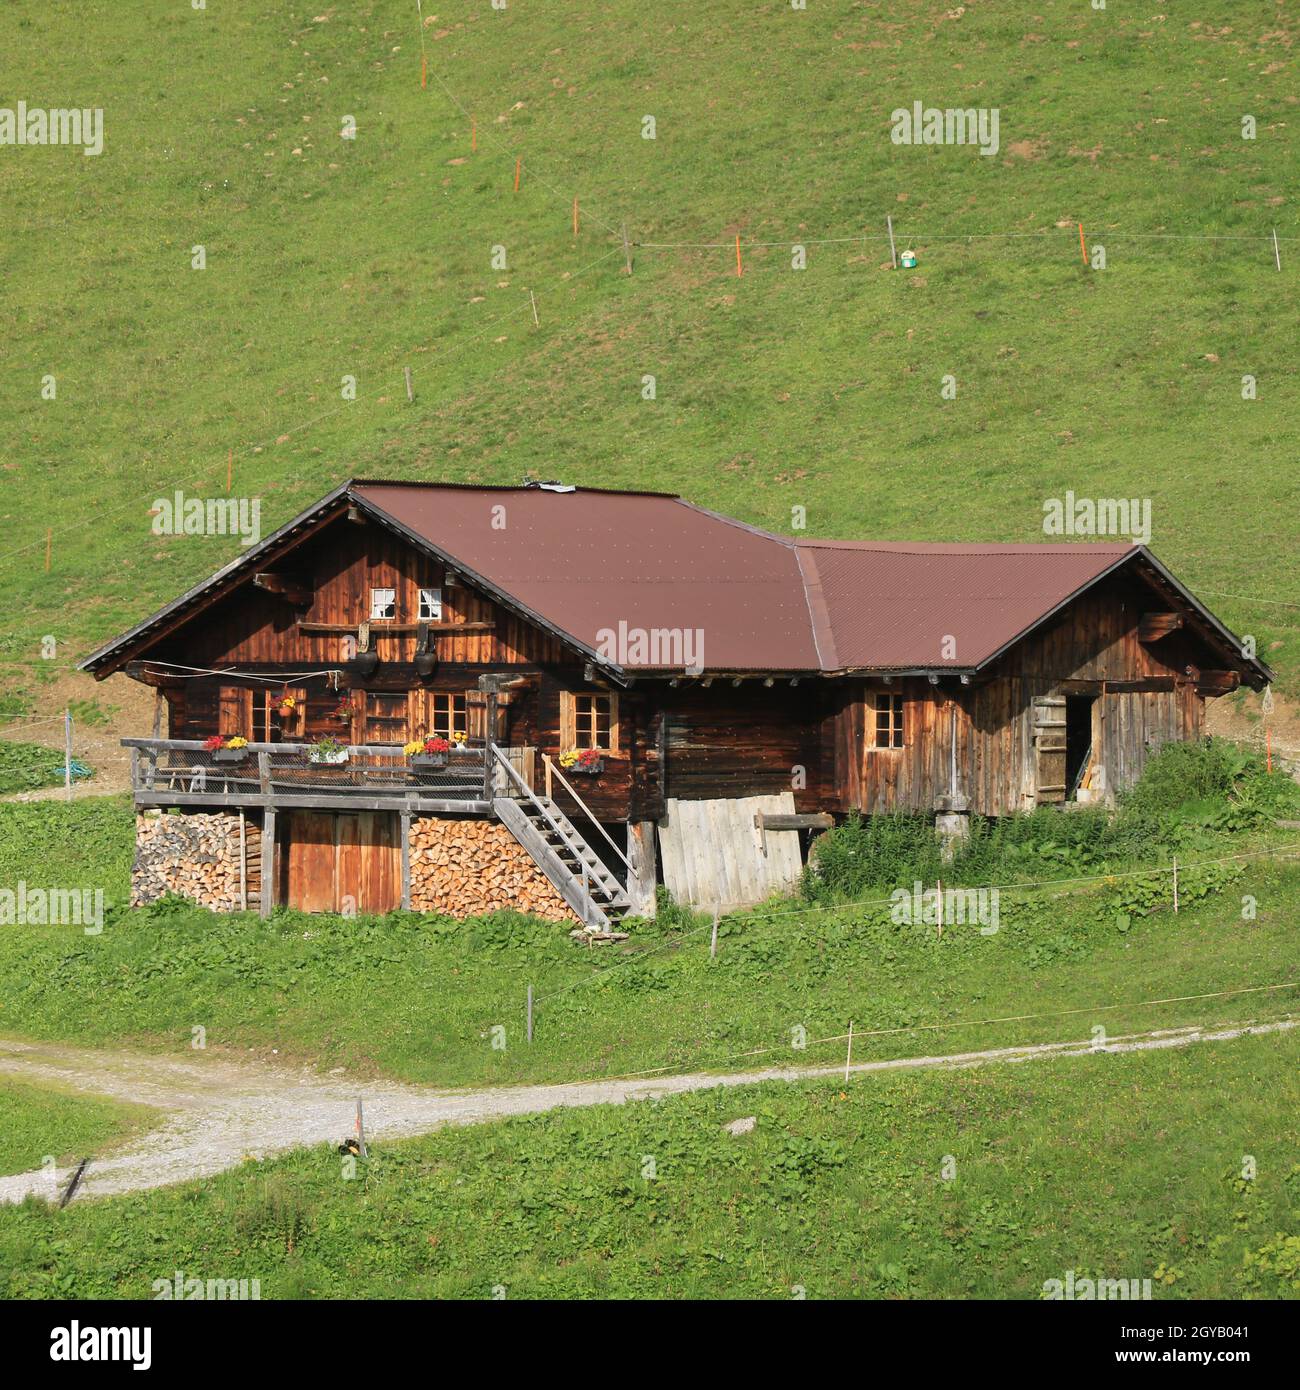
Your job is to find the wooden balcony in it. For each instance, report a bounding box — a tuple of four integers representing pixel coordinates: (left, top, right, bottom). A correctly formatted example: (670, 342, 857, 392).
(124, 738, 498, 815)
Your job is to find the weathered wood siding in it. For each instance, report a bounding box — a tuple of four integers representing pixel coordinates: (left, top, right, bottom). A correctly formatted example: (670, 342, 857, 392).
(145, 513, 565, 672)
(829, 570, 1210, 816)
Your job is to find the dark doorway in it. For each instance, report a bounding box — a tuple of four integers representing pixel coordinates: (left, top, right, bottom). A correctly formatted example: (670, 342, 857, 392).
(1064, 697, 1095, 800)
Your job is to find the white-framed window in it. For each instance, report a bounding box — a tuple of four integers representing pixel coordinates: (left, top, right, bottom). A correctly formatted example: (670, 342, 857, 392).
(418, 586, 442, 621)
(872, 693, 905, 750)
(369, 587, 396, 620)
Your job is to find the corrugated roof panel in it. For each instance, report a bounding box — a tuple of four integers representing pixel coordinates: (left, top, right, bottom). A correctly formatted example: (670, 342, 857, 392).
(352, 483, 821, 671)
(800, 541, 1137, 669)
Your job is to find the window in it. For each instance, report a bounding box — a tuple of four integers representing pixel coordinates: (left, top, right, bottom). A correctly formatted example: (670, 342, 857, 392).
(430, 693, 466, 740)
(418, 587, 442, 621)
(369, 587, 396, 620)
(561, 691, 619, 752)
(873, 693, 904, 749)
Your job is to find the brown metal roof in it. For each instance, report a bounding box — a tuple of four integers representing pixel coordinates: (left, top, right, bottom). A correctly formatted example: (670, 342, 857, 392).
(352, 483, 821, 672)
(79, 480, 1272, 685)
(798, 540, 1137, 671)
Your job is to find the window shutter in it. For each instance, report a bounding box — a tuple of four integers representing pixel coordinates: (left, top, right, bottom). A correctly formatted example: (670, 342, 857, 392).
(466, 689, 488, 740)
(559, 692, 576, 749)
(607, 694, 620, 753)
(219, 686, 248, 738)
(407, 690, 430, 741)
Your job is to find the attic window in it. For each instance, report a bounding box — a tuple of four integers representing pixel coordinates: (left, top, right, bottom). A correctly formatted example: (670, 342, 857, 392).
(369, 588, 396, 621)
(418, 587, 442, 621)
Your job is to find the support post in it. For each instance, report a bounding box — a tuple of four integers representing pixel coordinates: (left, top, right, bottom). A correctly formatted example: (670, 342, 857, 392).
(886, 215, 897, 269)
(625, 819, 658, 918)
(404, 366, 414, 402)
(710, 903, 719, 959)
(64, 709, 73, 800)
(239, 808, 248, 912)
(400, 810, 412, 911)
(933, 793, 970, 862)
(527, 984, 534, 1043)
(621, 221, 633, 275)
(260, 809, 276, 917)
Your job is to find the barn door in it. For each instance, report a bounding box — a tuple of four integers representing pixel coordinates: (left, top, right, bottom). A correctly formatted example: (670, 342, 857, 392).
(1032, 694, 1067, 805)
(282, 812, 400, 914)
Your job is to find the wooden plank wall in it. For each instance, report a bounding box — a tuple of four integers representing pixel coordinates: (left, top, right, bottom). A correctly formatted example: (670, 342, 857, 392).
(146, 514, 565, 672)
(657, 794, 803, 911)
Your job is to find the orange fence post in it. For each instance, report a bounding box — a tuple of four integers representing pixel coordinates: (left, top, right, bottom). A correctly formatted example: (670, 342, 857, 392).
(514, 157, 521, 192)
(573, 196, 579, 236)
(1078, 222, 1088, 266)
(735, 234, 743, 277)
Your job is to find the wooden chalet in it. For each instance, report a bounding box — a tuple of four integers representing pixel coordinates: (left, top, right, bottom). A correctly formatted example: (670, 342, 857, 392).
(81, 480, 1270, 927)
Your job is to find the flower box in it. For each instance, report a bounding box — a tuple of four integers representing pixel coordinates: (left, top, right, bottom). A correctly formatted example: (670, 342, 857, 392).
(411, 753, 449, 770)
(569, 757, 604, 775)
(212, 748, 249, 763)
(309, 748, 350, 766)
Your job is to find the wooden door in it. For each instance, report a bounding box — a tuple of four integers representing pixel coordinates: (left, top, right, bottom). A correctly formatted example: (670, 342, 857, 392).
(282, 812, 401, 913)
(1032, 694, 1067, 805)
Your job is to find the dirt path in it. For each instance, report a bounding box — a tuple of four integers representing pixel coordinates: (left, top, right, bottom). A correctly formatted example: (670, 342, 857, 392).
(1, 1019, 1294, 1205)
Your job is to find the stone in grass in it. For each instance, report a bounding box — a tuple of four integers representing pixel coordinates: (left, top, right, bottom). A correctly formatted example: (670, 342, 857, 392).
(724, 1116, 756, 1137)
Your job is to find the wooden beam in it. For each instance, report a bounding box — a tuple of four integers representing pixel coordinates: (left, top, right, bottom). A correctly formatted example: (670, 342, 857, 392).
(260, 809, 276, 917)
(133, 790, 493, 815)
(296, 621, 495, 635)
(400, 810, 412, 911)
(1138, 612, 1185, 642)
(253, 572, 313, 606)
(1193, 670, 1241, 695)
(754, 812, 834, 833)
(626, 820, 658, 918)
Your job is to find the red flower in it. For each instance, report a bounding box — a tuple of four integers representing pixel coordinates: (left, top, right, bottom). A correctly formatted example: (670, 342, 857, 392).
(577, 748, 601, 767)
(203, 735, 224, 752)
(423, 736, 451, 754)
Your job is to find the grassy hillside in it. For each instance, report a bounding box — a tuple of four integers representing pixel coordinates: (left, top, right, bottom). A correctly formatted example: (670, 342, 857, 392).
(0, 1080, 155, 1179)
(0, 0, 1296, 699)
(3, 1029, 1297, 1299)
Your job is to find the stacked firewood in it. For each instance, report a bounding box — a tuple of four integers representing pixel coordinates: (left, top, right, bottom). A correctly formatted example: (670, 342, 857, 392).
(408, 817, 574, 922)
(132, 812, 261, 911)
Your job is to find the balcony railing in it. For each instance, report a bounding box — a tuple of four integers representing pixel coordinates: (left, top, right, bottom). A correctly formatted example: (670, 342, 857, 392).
(123, 738, 497, 812)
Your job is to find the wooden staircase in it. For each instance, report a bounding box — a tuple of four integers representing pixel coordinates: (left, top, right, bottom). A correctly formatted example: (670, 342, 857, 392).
(490, 747, 632, 930)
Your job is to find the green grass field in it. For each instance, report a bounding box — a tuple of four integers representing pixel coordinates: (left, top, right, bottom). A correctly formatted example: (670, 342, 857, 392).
(0, 1079, 155, 1180)
(0, 0, 1295, 705)
(1, 790, 1296, 1088)
(0, 741, 68, 796)
(3, 1029, 1296, 1299)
